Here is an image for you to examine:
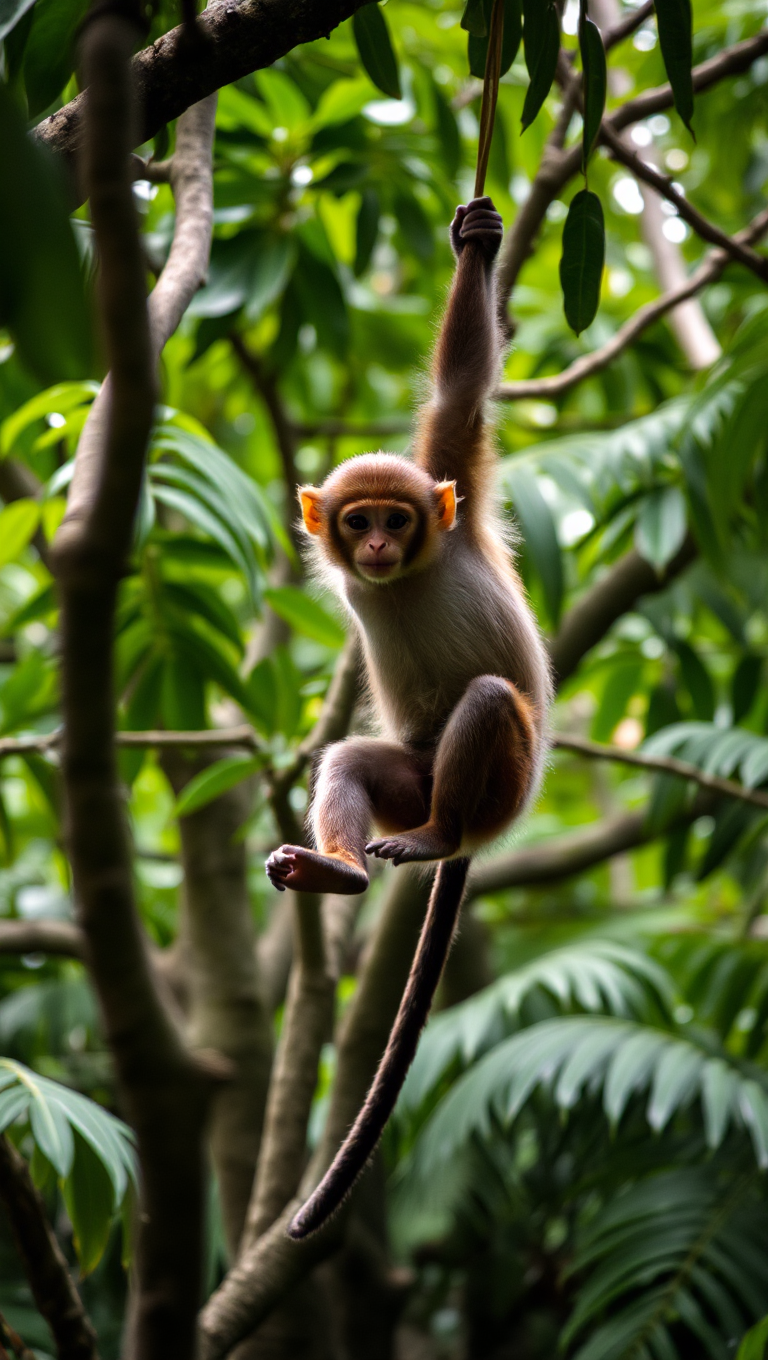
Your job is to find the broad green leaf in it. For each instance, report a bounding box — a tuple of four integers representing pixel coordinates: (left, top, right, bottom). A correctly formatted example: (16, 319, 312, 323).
(0, 499, 40, 568)
(62, 1132, 115, 1274)
(29, 1086, 74, 1178)
(580, 14, 606, 170)
(521, 0, 559, 129)
(505, 463, 563, 625)
(0, 381, 97, 458)
(737, 1314, 768, 1360)
(312, 78, 371, 130)
(353, 3, 402, 100)
(23, 0, 89, 115)
(244, 236, 295, 323)
(254, 67, 311, 131)
(172, 755, 264, 819)
(559, 189, 604, 335)
(469, 0, 522, 79)
(655, 0, 694, 134)
(264, 586, 346, 647)
(634, 486, 687, 571)
(0, 85, 93, 383)
(0, 0, 36, 42)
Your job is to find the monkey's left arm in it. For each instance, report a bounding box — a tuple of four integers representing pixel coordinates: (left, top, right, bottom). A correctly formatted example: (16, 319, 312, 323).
(415, 196, 504, 503)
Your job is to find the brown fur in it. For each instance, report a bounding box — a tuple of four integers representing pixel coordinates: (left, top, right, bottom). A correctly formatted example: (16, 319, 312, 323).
(268, 199, 553, 1239)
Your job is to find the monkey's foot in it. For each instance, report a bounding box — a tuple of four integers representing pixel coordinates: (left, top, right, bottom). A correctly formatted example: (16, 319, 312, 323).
(265, 846, 368, 895)
(366, 824, 459, 866)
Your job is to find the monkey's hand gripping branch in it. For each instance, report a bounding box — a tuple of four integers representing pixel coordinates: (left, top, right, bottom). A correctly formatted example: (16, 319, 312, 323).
(286, 857, 470, 1238)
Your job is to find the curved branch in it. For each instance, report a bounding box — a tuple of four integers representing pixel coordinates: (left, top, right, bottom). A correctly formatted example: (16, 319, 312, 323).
(497, 206, 768, 400)
(0, 1135, 98, 1360)
(50, 32, 218, 1356)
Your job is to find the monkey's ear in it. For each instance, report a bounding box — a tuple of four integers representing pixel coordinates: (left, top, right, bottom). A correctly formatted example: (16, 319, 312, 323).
(299, 487, 324, 535)
(434, 481, 458, 531)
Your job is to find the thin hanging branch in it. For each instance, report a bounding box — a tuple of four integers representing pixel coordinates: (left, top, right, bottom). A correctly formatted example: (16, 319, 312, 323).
(552, 734, 768, 811)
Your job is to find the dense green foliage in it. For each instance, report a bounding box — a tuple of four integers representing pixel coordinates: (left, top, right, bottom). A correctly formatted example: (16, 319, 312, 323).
(1, 0, 768, 1353)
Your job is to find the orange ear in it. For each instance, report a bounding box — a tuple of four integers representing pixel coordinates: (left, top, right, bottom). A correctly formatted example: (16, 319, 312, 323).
(299, 487, 324, 536)
(434, 481, 457, 530)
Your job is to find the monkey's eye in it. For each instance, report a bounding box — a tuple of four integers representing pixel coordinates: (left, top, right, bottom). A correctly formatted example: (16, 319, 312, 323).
(386, 513, 408, 531)
(345, 514, 369, 532)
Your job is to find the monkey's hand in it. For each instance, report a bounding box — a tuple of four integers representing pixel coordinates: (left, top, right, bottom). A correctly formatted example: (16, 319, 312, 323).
(450, 196, 503, 263)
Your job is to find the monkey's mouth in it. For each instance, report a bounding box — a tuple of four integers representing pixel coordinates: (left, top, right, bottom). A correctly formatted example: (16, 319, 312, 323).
(357, 559, 399, 579)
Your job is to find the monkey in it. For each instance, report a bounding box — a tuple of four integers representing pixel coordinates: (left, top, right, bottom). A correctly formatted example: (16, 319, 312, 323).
(265, 196, 553, 1240)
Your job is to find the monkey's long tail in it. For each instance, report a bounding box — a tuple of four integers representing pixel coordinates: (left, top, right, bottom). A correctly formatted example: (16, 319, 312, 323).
(287, 857, 471, 1240)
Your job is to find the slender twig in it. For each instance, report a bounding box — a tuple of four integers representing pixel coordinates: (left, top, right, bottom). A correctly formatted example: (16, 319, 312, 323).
(611, 30, 768, 134)
(497, 206, 768, 399)
(0, 1136, 98, 1360)
(603, 0, 653, 52)
(552, 734, 768, 811)
(599, 123, 768, 281)
(0, 1309, 36, 1360)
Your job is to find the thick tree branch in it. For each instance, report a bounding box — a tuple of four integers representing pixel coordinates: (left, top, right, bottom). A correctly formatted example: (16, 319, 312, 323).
(0, 919, 86, 958)
(36, 0, 375, 198)
(548, 535, 698, 685)
(50, 24, 218, 1357)
(496, 206, 768, 400)
(0, 1135, 98, 1360)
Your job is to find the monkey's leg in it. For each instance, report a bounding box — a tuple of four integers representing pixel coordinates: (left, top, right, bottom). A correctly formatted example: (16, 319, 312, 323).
(366, 676, 535, 865)
(266, 738, 429, 894)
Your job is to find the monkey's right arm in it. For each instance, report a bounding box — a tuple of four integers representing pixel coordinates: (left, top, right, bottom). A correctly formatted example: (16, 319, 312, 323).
(415, 196, 504, 502)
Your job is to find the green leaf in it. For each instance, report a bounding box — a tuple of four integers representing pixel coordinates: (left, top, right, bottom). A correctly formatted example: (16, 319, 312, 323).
(353, 3, 402, 100)
(673, 641, 715, 721)
(559, 189, 605, 335)
(654, 0, 694, 134)
(0, 380, 97, 457)
(634, 486, 687, 571)
(0, 85, 93, 383)
(461, 0, 487, 37)
(732, 655, 762, 725)
(579, 14, 606, 170)
(0, 499, 40, 568)
(172, 754, 263, 819)
(737, 1314, 768, 1360)
(263, 586, 346, 648)
(432, 80, 461, 179)
(311, 78, 371, 131)
(521, 0, 559, 130)
(0, 0, 36, 42)
(22, 0, 89, 116)
(469, 0, 522, 80)
(393, 192, 434, 263)
(505, 462, 563, 625)
(354, 188, 380, 277)
(62, 1131, 115, 1275)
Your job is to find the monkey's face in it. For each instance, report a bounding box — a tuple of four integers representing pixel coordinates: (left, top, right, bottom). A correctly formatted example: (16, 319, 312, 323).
(336, 501, 421, 583)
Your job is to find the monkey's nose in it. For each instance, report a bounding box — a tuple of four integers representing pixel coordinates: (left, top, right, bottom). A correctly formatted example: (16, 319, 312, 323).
(368, 539, 387, 554)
